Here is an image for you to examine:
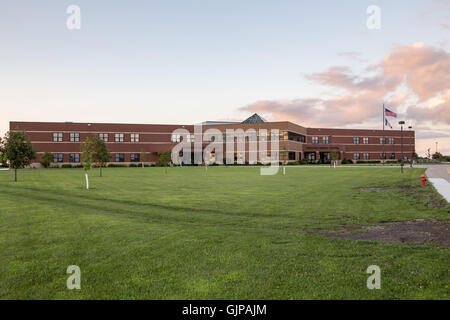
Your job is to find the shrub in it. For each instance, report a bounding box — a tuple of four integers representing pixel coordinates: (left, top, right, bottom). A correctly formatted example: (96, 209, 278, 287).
(299, 159, 308, 165)
(107, 163, 127, 168)
(128, 163, 138, 167)
(40, 152, 53, 168)
(341, 158, 352, 164)
(287, 161, 300, 165)
(61, 164, 72, 168)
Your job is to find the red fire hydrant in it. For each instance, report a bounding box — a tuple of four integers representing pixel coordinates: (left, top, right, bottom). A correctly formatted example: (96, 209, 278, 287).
(421, 174, 427, 187)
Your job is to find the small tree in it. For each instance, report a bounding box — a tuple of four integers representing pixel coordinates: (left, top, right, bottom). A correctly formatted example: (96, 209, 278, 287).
(330, 151, 340, 167)
(156, 150, 172, 173)
(140, 148, 146, 168)
(1, 129, 36, 181)
(40, 152, 53, 168)
(81, 137, 94, 189)
(92, 136, 110, 177)
(0, 137, 7, 167)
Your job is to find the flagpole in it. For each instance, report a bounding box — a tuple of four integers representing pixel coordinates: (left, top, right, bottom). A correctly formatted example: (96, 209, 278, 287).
(382, 103, 385, 165)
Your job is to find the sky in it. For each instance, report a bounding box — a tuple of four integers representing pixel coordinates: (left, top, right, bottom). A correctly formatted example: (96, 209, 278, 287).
(0, 0, 449, 156)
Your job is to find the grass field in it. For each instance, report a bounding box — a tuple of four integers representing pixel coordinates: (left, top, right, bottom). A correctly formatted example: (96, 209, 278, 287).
(0, 166, 448, 299)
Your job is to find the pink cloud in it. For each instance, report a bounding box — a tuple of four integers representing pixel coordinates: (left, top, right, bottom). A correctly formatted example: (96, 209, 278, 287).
(240, 44, 450, 127)
(382, 44, 450, 100)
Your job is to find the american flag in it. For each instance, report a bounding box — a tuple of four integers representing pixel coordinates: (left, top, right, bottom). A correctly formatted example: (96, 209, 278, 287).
(385, 108, 397, 117)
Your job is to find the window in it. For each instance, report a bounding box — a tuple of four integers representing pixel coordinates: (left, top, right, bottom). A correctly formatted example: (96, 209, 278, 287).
(312, 136, 318, 144)
(131, 133, 139, 142)
(354, 153, 360, 160)
(53, 153, 63, 163)
(363, 152, 370, 160)
(115, 133, 124, 142)
(307, 153, 316, 161)
(363, 137, 369, 144)
(380, 137, 386, 144)
(171, 134, 181, 143)
(279, 131, 288, 141)
(70, 132, 80, 142)
(288, 152, 296, 160)
(389, 137, 395, 144)
(353, 137, 360, 144)
(69, 153, 80, 163)
(288, 132, 306, 142)
(115, 153, 124, 162)
(380, 152, 386, 159)
(322, 136, 329, 144)
(99, 133, 108, 142)
(390, 152, 395, 160)
(130, 153, 140, 162)
(53, 132, 63, 142)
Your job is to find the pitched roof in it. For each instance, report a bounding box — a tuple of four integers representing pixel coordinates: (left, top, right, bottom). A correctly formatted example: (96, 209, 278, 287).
(241, 113, 267, 124)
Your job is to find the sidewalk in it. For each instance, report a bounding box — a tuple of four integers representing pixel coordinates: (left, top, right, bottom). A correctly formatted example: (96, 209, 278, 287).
(418, 165, 450, 202)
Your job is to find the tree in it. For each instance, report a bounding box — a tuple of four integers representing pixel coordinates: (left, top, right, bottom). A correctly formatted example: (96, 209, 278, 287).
(156, 150, 172, 173)
(91, 136, 110, 177)
(432, 152, 444, 161)
(140, 148, 146, 168)
(80, 137, 94, 189)
(40, 152, 53, 168)
(0, 137, 7, 167)
(1, 129, 36, 181)
(330, 151, 340, 167)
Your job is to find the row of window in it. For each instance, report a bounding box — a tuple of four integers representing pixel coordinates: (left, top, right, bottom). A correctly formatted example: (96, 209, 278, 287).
(306, 152, 398, 161)
(171, 131, 307, 143)
(51, 153, 142, 163)
(353, 152, 396, 160)
(52, 133, 140, 143)
(311, 136, 395, 145)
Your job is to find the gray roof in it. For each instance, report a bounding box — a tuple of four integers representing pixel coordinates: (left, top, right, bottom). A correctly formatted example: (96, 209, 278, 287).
(241, 113, 267, 124)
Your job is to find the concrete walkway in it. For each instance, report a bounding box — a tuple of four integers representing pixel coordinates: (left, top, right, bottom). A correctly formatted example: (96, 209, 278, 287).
(416, 165, 450, 202)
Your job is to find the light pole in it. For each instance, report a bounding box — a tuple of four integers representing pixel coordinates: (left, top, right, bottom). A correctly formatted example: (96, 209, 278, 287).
(399, 121, 405, 173)
(408, 125, 413, 167)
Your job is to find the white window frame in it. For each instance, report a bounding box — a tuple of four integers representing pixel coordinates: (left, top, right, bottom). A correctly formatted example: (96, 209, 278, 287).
(53, 132, 63, 142)
(115, 133, 124, 143)
(131, 133, 139, 142)
(99, 133, 109, 142)
(70, 132, 80, 142)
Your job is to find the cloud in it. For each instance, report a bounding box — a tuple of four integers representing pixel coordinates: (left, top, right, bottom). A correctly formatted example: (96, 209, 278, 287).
(239, 44, 450, 154)
(381, 43, 450, 100)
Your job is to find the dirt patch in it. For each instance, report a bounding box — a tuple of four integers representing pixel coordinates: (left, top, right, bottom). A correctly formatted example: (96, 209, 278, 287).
(311, 219, 450, 246)
(400, 185, 449, 209)
(360, 187, 391, 192)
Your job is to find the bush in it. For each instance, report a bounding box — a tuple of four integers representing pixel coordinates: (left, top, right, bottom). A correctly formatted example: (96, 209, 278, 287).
(61, 164, 72, 168)
(356, 160, 381, 164)
(128, 163, 138, 167)
(107, 163, 127, 168)
(299, 159, 308, 165)
(287, 161, 300, 165)
(341, 158, 353, 164)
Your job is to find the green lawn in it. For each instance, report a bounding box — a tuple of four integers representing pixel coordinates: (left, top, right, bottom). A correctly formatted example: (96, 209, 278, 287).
(0, 166, 448, 299)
